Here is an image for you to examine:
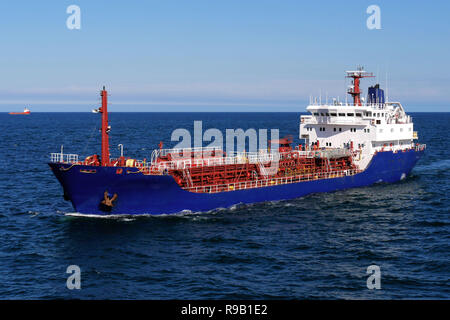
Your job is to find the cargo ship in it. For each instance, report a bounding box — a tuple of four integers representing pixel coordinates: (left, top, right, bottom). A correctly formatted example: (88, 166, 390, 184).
(9, 107, 30, 115)
(49, 67, 426, 215)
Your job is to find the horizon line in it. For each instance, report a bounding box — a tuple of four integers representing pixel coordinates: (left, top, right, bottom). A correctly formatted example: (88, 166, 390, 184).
(1, 111, 448, 113)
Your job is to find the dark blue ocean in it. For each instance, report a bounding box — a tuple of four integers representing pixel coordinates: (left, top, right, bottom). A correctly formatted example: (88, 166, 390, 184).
(0, 112, 448, 299)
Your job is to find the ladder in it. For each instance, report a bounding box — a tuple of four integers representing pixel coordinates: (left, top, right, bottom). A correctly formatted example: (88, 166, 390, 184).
(258, 161, 269, 177)
(183, 169, 194, 188)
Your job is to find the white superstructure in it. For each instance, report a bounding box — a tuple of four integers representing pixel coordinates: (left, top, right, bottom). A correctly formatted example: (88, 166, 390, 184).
(299, 68, 419, 170)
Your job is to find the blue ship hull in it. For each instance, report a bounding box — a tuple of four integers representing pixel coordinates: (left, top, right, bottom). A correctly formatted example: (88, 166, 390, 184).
(49, 149, 424, 215)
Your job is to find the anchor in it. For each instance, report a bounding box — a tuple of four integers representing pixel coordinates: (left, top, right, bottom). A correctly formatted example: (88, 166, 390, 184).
(99, 190, 118, 212)
(63, 190, 70, 201)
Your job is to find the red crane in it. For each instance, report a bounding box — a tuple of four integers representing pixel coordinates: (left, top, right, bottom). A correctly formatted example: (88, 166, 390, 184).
(99, 86, 110, 166)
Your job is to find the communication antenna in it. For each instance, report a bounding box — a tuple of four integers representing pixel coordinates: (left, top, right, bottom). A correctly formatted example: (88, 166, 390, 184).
(376, 65, 380, 85)
(385, 69, 389, 102)
(344, 74, 348, 105)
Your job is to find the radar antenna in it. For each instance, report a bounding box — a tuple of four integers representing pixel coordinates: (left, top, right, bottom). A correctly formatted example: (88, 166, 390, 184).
(346, 66, 374, 106)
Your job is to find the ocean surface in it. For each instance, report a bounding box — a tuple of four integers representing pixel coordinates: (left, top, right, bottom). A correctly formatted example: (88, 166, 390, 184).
(0, 112, 448, 299)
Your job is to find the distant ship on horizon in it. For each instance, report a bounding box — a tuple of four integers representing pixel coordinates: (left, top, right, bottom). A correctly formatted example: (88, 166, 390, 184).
(9, 107, 31, 115)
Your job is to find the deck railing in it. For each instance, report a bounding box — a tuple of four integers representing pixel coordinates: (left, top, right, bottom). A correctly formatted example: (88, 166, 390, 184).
(148, 148, 353, 173)
(149, 151, 280, 171)
(415, 144, 426, 151)
(50, 153, 79, 164)
(184, 168, 361, 193)
(151, 146, 222, 164)
(308, 102, 389, 109)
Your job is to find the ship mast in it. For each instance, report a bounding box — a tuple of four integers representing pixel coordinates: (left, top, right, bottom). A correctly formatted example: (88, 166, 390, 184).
(99, 86, 110, 166)
(346, 66, 374, 106)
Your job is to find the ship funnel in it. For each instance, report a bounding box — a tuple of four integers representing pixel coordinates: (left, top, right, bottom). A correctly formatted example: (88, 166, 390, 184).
(367, 84, 385, 104)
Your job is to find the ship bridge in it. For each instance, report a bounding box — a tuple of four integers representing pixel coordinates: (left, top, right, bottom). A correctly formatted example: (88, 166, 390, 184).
(299, 68, 420, 170)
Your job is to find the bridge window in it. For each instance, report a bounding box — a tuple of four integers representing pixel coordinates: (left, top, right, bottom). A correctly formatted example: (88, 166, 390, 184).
(347, 113, 354, 116)
(314, 112, 319, 116)
(330, 113, 337, 116)
(356, 113, 362, 117)
(339, 113, 345, 116)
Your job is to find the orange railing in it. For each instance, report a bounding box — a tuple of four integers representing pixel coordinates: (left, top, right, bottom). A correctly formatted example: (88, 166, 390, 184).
(183, 169, 361, 194)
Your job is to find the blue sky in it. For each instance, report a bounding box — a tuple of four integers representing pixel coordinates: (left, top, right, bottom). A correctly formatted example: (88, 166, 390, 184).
(0, 0, 449, 111)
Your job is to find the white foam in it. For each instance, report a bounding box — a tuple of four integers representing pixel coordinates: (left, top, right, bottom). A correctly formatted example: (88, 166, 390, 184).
(64, 212, 139, 220)
(59, 201, 245, 219)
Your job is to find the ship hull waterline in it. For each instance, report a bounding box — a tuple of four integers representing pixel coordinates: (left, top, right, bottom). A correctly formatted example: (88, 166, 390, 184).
(49, 149, 424, 216)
